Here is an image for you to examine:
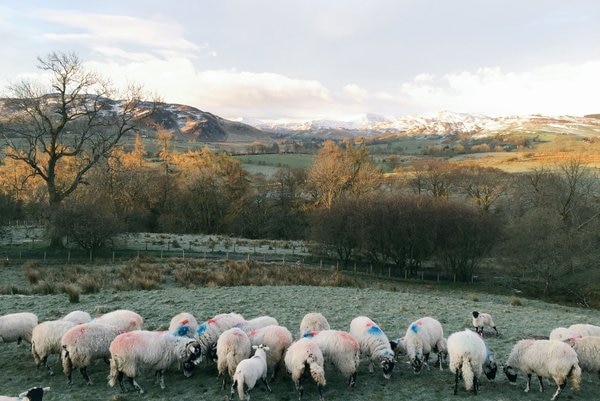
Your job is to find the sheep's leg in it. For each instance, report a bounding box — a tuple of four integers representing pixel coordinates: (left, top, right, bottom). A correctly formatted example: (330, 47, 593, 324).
(17, 336, 22, 345)
(81, 367, 93, 385)
(317, 383, 325, 401)
(117, 372, 126, 393)
(550, 381, 565, 401)
(41, 356, 54, 376)
(348, 372, 357, 388)
(454, 365, 460, 395)
(158, 369, 166, 389)
(132, 378, 144, 394)
(262, 377, 272, 393)
(493, 326, 499, 335)
(368, 360, 374, 373)
(294, 379, 303, 401)
(537, 376, 544, 392)
(473, 376, 479, 395)
(229, 380, 237, 401)
(436, 353, 443, 371)
(424, 353, 431, 370)
(525, 373, 531, 392)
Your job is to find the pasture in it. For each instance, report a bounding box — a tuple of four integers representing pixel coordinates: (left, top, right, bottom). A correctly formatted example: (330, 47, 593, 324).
(1, 276, 599, 401)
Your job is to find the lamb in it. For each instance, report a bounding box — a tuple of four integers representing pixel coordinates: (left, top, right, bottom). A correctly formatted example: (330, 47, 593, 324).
(349, 316, 395, 379)
(0, 387, 50, 401)
(568, 323, 600, 338)
(230, 344, 272, 401)
(401, 316, 447, 373)
(284, 338, 326, 401)
(216, 327, 252, 389)
(570, 336, 600, 378)
(169, 312, 198, 337)
(108, 330, 201, 394)
(0, 312, 38, 345)
(503, 339, 581, 401)
(472, 311, 498, 336)
(195, 312, 246, 361)
(94, 309, 143, 332)
(447, 329, 497, 395)
(31, 319, 76, 375)
(60, 322, 124, 385)
(247, 324, 293, 381)
(304, 330, 360, 387)
(61, 311, 91, 325)
(299, 313, 330, 337)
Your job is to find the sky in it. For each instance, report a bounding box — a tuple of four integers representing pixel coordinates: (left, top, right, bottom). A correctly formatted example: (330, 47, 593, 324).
(1, 1, 599, 122)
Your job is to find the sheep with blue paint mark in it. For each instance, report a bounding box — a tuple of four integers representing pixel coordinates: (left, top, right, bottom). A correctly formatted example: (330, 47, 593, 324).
(0, 387, 50, 401)
(284, 337, 326, 401)
(402, 316, 447, 373)
(169, 312, 198, 337)
(230, 344, 272, 401)
(447, 329, 497, 395)
(247, 324, 293, 381)
(304, 330, 360, 387)
(503, 339, 581, 401)
(299, 313, 330, 338)
(349, 316, 395, 379)
(195, 312, 246, 361)
(0, 312, 38, 345)
(216, 327, 252, 389)
(31, 319, 77, 375)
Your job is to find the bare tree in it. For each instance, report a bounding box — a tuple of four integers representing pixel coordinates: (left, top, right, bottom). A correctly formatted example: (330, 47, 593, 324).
(0, 52, 155, 247)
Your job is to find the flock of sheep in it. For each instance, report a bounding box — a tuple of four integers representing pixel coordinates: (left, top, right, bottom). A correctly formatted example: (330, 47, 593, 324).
(1, 308, 599, 401)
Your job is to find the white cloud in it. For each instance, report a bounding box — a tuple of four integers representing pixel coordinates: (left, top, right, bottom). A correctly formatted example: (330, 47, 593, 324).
(342, 84, 369, 103)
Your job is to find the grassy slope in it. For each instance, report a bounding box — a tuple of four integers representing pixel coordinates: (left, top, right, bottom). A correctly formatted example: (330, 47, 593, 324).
(1, 284, 599, 401)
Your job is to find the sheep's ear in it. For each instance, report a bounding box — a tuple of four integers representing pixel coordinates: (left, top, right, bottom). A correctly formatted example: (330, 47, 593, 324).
(390, 340, 398, 350)
(43, 387, 51, 393)
(252, 345, 258, 350)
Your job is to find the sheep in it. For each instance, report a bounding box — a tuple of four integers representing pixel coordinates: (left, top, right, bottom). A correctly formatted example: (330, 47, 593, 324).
(239, 316, 279, 333)
(549, 327, 579, 342)
(195, 312, 246, 361)
(60, 322, 124, 385)
(247, 324, 293, 381)
(108, 330, 201, 394)
(230, 344, 272, 401)
(216, 327, 252, 389)
(0, 387, 50, 401)
(472, 311, 499, 336)
(94, 309, 143, 332)
(570, 336, 600, 378)
(169, 312, 198, 337)
(304, 330, 360, 387)
(568, 323, 600, 338)
(503, 339, 581, 401)
(299, 313, 330, 337)
(284, 338, 326, 401)
(447, 329, 497, 395)
(0, 312, 38, 345)
(349, 316, 395, 379)
(61, 311, 91, 325)
(31, 319, 76, 375)
(401, 316, 447, 373)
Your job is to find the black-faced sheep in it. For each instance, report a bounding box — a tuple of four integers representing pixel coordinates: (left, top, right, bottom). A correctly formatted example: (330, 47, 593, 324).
(60, 322, 124, 385)
(247, 324, 293, 381)
(108, 330, 201, 394)
(0, 312, 38, 345)
(216, 327, 252, 389)
(472, 311, 498, 336)
(31, 319, 76, 375)
(285, 338, 326, 401)
(503, 339, 581, 401)
(447, 329, 497, 395)
(304, 330, 360, 387)
(349, 316, 395, 379)
(230, 344, 272, 401)
(401, 316, 447, 373)
(0, 387, 50, 401)
(299, 313, 330, 338)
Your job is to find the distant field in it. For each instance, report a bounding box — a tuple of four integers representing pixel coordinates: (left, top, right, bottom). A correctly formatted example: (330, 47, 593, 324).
(1, 277, 599, 401)
(234, 153, 315, 176)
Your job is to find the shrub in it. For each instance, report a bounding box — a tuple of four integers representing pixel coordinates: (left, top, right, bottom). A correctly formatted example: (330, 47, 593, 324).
(511, 297, 523, 306)
(64, 284, 80, 303)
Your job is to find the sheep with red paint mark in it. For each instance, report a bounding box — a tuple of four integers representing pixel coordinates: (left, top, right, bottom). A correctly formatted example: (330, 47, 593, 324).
(94, 309, 143, 332)
(447, 329, 497, 395)
(247, 324, 293, 381)
(568, 323, 600, 338)
(169, 312, 198, 337)
(402, 316, 447, 373)
(285, 337, 326, 401)
(239, 316, 279, 334)
(299, 313, 330, 338)
(0, 312, 38, 345)
(108, 330, 201, 394)
(304, 330, 360, 387)
(61, 311, 91, 325)
(0, 387, 50, 401)
(31, 319, 76, 375)
(350, 316, 395, 379)
(194, 312, 246, 361)
(216, 327, 252, 389)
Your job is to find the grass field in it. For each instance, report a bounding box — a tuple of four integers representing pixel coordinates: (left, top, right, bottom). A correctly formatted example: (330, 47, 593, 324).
(1, 268, 599, 401)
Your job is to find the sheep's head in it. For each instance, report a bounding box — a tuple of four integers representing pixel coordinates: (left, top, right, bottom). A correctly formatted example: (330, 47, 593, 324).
(472, 311, 480, 318)
(181, 339, 202, 376)
(503, 365, 517, 383)
(484, 352, 497, 380)
(389, 337, 406, 356)
(381, 354, 395, 379)
(19, 387, 50, 401)
(411, 355, 423, 373)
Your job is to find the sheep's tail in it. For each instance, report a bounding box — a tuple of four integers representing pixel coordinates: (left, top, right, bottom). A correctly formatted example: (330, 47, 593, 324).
(108, 356, 120, 388)
(568, 363, 582, 392)
(61, 346, 72, 376)
(226, 351, 238, 379)
(307, 354, 326, 386)
(461, 357, 475, 391)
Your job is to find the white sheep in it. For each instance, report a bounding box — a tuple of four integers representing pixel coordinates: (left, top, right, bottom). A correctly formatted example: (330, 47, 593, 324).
(349, 316, 395, 379)
(195, 312, 246, 361)
(108, 330, 201, 394)
(60, 322, 124, 385)
(230, 344, 272, 401)
(549, 327, 579, 342)
(570, 336, 600, 378)
(31, 319, 76, 375)
(447, 329, 497, 395)
(239, 316, 279, 333)
(0, 387, 50, 401)
(0, 312, 38, 345)
(402, 316, 447, 373)
(94, 309, 143, 332)
(503, 339, 581, 401)
(168, 312, 198, 337)
(284, 338, 326, 401)
(472, 311, 498, 336)
(568, 323, 600, 338)
(61, 311, 91, 325)
(304, 330, 360, 387)
(299, 313, 330, 337)
(247, 324, 293, 381)
(216, 327, 252, 389)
